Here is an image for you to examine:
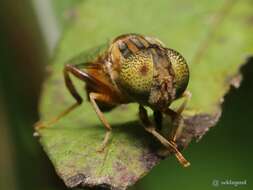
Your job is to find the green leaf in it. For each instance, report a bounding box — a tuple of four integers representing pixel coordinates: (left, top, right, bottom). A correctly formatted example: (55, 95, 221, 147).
(37, 0, 253, 189)
(51, 0, 84, 29)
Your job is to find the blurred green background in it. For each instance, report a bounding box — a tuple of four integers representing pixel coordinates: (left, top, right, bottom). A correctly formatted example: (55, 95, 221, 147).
(0, 0, 252, 190)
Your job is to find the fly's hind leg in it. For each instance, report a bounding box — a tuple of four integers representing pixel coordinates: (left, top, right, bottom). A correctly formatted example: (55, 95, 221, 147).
(89, 92, 115, 152)
(35, 64, 88, 131)
(139, 105, 190, 167)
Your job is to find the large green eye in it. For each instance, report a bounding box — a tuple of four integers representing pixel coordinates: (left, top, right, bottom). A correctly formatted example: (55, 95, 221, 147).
(167, 48, 189, 98)
(118, 50, 154, 97)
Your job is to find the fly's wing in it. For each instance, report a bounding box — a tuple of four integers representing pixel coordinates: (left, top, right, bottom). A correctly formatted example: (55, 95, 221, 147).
(66, 42, 109, 68)
(64, 41, 121, 99)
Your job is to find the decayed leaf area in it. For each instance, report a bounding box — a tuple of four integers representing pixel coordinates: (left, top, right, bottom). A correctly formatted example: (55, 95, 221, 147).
(37, 0, 253, 189)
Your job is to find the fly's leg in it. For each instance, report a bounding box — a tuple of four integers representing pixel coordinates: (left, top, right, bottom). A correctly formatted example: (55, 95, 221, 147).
(176, 90, 192, 115)
(139, 105, 190, 167)
(167, 90, 192, 141)
(89, 92, 114, 152)
(35, 64, 87, 131)
(157, 91, 192, 157)
(153, 110, 163, 131)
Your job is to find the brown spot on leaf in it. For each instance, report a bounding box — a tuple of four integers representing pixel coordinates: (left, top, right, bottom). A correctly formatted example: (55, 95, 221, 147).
(177, 112, 221, 149)
(246, 15, 253, 25)
(66, 173, 86, 188)
(139, 150, 160, 170)
(114, 161, 138, 189)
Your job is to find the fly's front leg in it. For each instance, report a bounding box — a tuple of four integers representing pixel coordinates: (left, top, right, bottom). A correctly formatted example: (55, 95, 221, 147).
(167, 90, 192, 141)
(153, 110, 163, 131)
(158, 91, 192, 157)
(34, 64, 87, 131)
(176, 90, 192, 115)
(89, 92, 115, 152)
(139, 105, 190, 167)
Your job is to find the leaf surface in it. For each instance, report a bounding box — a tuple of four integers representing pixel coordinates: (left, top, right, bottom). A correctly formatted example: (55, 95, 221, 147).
(37, 0, 253, 189)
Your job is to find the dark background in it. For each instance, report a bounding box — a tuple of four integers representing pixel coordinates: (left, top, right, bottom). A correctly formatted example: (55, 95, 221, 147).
(0, 1, 252, 190)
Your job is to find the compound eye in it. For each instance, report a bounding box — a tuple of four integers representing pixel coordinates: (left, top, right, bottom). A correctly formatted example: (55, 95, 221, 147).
(118, 41, 132, 58)
(118, 50, 154, 96)
(167, 49, 189, 98)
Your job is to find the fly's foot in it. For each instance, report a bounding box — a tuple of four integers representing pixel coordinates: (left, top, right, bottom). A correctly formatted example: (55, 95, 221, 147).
(33, 121, 49, 137)
(96, 130, 112, 153)
(34, 121, 47, 131)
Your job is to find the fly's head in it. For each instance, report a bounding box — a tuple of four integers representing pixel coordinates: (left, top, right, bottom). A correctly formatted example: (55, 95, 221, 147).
(107, 34, 189, 110)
